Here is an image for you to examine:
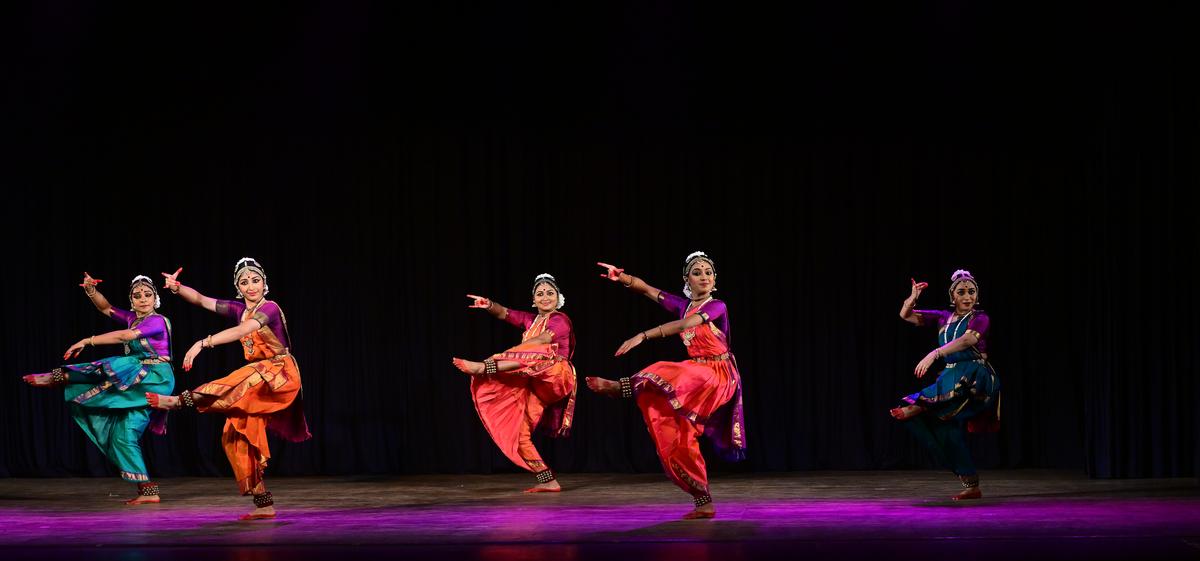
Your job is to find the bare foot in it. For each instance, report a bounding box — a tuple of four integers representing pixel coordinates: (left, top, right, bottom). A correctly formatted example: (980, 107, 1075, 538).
(586, 376, 620, 397)
(125, 495, 160, 505)
(146, 393, 180, 410)
(682, 503, 716, 519)
(22, 373, 56, 387)
(239, 505, 276, 520)
(451, 358, 485, 376)
(524, 480, 562, 493)
(952, 486, 982, 501)
(890, 404, 924, 420)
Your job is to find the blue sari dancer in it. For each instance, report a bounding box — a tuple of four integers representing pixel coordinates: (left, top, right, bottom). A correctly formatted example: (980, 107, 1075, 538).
(892, 270, 1000, 500)
(23, 274, 175, 504)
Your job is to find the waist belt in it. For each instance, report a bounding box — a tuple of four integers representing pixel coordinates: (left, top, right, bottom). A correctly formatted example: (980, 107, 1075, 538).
(690, 352, 732, 363)
(945, 358, 987, 369)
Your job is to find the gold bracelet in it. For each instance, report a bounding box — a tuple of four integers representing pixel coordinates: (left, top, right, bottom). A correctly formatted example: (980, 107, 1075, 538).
(204, 335, 214, 348)
(622, 275, 635, 288)
(89, 336, 95, 346)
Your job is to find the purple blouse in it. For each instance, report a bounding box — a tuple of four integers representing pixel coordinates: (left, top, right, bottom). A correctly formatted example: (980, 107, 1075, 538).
(916, 309, 990, 354)
(215, 299, 292, 349)
(659, 292, 731, 346)
(504, 309, 574, 359)
(110, 308, 171, 357)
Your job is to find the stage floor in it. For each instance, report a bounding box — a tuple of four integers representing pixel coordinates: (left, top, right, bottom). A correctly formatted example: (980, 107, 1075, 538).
(2, 471, 1197, 560)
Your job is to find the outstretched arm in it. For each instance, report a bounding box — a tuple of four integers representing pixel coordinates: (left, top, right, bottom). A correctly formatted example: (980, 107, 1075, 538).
(614, 314, 706, 356)
(913, 331, 981, 378)
(181, 318, 262, 370)
(63, 328, 146, 360)
(466, 294, 509, 320)
(163, 267, 218, 313)
(598, 262, 662, 303)
(80, 272, 114, 317)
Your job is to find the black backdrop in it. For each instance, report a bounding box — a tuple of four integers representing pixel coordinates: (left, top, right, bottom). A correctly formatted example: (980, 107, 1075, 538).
(3, 2, 1196, 480)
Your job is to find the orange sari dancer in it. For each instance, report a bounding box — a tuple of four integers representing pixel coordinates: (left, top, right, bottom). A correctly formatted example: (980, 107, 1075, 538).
(148, 258, 310, 520)
(453, 273, 577, 492)
(588, 252, 745, 520)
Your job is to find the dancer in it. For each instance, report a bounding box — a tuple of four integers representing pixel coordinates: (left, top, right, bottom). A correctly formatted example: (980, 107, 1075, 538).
(23, 273, 175, 504)
(891, 270, 1000, 500)
(453, 273, 577, 492)
(586, 251, 745, 519)
(148, 258, 310, 520)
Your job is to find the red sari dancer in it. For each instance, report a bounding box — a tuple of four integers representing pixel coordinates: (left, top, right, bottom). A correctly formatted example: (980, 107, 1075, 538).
(587, 251, 745, 520)
(453, 274, 577, 492)
(147, 258, 311, 520)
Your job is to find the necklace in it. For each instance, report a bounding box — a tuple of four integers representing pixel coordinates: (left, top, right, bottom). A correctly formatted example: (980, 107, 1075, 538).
(943, 310, 973, 345)
(242, 299, 268, 323)
(685, 297, 713, 321)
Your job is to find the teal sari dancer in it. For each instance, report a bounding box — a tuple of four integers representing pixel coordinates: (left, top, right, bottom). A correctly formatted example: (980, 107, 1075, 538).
(23, 274, 175, 504)
(892, 270, 1000, 501)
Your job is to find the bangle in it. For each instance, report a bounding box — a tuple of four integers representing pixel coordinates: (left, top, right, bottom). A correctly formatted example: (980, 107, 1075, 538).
(169, 283, 180, 295)
(658, 327, 665, 339)
(84, 287, 97, 297)
(203, 335, 214, 348)
(622, 275, 635, 288)
(88, 336, 95, 347)
(641, 331, 650, 341)
(934, 348, 942, 359)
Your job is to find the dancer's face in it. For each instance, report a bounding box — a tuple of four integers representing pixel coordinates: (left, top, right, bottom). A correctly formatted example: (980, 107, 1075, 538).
(238, 272, 266, 303)
(951, 281, 977, 313)
(532, 283, 558, 314)
(684, 261, 716, 298)
(130, 285, 155, 314)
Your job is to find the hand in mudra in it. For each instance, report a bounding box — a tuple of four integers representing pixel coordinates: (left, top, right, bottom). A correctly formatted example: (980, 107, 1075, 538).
(597, 262, 625, 282)
(162, 267, 183, 292)
(466, 294, 492, 309)
(909, 277, 928, 299)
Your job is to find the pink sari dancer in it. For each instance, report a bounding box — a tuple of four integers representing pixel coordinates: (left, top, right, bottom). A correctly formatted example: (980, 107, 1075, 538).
(453, 274, 577, 492)
(587, 252, 745, 520)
